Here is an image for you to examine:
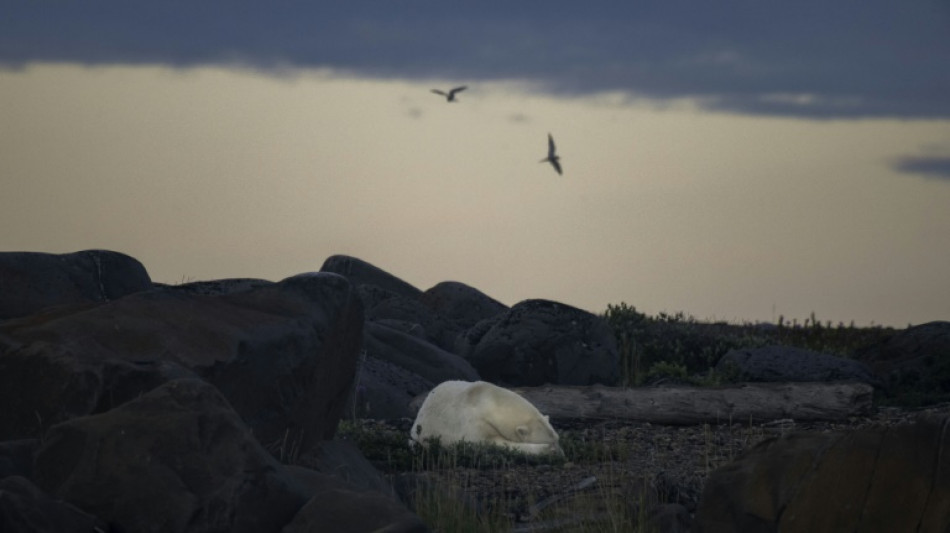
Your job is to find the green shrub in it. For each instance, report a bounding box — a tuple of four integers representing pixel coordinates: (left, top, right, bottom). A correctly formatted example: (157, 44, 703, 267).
(604, 303, 897, 387)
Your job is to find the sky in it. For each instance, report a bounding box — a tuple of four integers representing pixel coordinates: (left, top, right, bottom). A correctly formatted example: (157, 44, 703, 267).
(2, 2, 949, 327)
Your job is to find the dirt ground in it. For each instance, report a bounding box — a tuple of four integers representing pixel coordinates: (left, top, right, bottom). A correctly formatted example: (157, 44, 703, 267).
(352, 401, 950, 531)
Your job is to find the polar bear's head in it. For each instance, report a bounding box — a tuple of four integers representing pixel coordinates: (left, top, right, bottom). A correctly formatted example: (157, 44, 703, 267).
(510, 413, 562, 456)
(477, 384, 563, 455)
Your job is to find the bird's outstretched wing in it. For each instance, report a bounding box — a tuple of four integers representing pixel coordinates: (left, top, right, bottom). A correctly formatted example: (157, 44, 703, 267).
(547, 133, 557, 158)
(551, 158, 562, 175)
(449, 86, 468, 96)
(431, 89, 447, 96)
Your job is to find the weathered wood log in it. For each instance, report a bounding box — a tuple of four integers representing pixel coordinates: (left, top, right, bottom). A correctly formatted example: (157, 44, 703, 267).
(507, 382, 874, 424)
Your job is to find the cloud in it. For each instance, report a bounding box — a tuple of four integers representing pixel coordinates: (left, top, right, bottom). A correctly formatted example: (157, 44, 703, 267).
(2, 1, 949, 119)
(893, 156, 950, 181)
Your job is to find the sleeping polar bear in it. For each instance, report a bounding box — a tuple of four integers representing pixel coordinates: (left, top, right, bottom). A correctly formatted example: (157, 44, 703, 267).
(410, 380, 562, 456)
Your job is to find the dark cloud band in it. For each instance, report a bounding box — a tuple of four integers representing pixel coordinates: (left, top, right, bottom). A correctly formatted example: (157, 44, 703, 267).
(2, 1, 948, 119)
(893, 156, 950, 180)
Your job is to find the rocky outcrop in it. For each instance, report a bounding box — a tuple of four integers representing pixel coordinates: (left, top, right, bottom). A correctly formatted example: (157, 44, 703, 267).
(351, 321, 480, 419)
(457, 299, 620, 386)
(0, 272, 364, 450)
(0, 475, 109, 533)
(320, 255, 498, 418)
(0, 250, 435, 531)
(360, 284, 461, 352)
(33, 378, 311, 532)
(27, 378, 426, 533)
(0, 250, 152, 320)
(716, 345, 881, 386)
(321, 255, 423, 300)
(855, 321, 950, 405)
(421, 281, 508, 331)
(696, 414, 950, 532)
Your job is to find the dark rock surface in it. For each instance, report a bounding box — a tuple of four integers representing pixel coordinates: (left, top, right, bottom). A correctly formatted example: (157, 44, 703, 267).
(458, 299, 620, 386)
(0, 250, 152, 320)
(360, 284, 461, 352)
(322, 254, 423, 300)
(855, 321, 950, 404)
(25, 378, 426, 533)
(0, 475, 108, 533)
(365, 321, 479, 386)
(0, 439, 37, 480)
(297, 439, 398, 497)
(716, 345, 882, 385)
(356, 321, 479, 419)
(33, 378, 310, 533)
(696, 413, 950, 532)
(155, 277, 272, 296)
(349, 354, 441, 420)
(421, 280, 509, 331)
(282, 481, 429, 533)
(0, 272, 364, 449)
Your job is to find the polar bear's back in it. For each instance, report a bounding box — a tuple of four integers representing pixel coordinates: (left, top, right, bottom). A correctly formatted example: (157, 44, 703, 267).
(411, 380, 485, 443)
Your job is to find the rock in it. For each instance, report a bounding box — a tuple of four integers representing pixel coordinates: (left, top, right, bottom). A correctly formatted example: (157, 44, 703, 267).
(321, 255, 423, 300)
(0, 476, 108, 533)
(716, 345, 881, 385)
(696, 414, 950, 532)
(352, 321, 479, 419)
(364, 321, 479, 386)
(421, 281, 508, 331)
(297, 439, 398, 498)
(458, 299, 619, 386)
(647, 502, 692, 533)
(348, 355, 438, 419)
(284, 449, 428, 532)
(360, 285, 461, 352)
(0, 439, 37, 480)
(282, 483, 429, 533)
(33, 378, 311, 533)
(156, 277, 272, 296)
(322, 256, 501, 353)
(854, 321, 950, 405)
(0, 272, 363, 450)
(0, 340, 197, 441)
(0, 250, 152, 320)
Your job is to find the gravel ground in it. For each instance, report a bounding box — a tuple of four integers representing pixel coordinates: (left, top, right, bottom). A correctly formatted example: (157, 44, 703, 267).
(349, 402, 950, 531)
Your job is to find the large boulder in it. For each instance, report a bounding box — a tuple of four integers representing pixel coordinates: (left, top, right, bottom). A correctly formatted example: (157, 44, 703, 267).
(0, 476, 108, 533)
(31, 378, 426, 533)
(33, 378, 309, 533)
(0, 439, 38, 480)
(855, 321, 950, 405)
(353, 321, 480, 419)
(696, 414, 950, 532)
(421, 281, 508, 331)
(458, 299, 620, 386)
(282, 483, 428, 533)
(321, 255, 422, 300)
(0, 272, 363, 450)
(360, 285, 461, 352)
(322, 256, 509, 354)
(0, 250, 152, 320)
(348, 354, 440, 419)
(716, 345, 881, 386)
(364, 321, 478, 386)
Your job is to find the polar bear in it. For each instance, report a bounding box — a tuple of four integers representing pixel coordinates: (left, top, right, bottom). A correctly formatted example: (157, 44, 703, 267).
(410, 380, 562, 456)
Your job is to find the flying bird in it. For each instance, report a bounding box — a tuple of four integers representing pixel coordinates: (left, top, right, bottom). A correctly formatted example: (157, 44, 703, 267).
(540, 133, 562, 175)
(431, 86, 467, 102)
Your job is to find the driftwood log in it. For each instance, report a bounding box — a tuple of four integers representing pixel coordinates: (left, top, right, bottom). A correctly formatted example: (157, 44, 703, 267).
(504, 382, 874, 424)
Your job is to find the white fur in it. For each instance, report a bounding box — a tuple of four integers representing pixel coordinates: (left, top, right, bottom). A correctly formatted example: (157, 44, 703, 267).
(410, 380, 562, 456)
